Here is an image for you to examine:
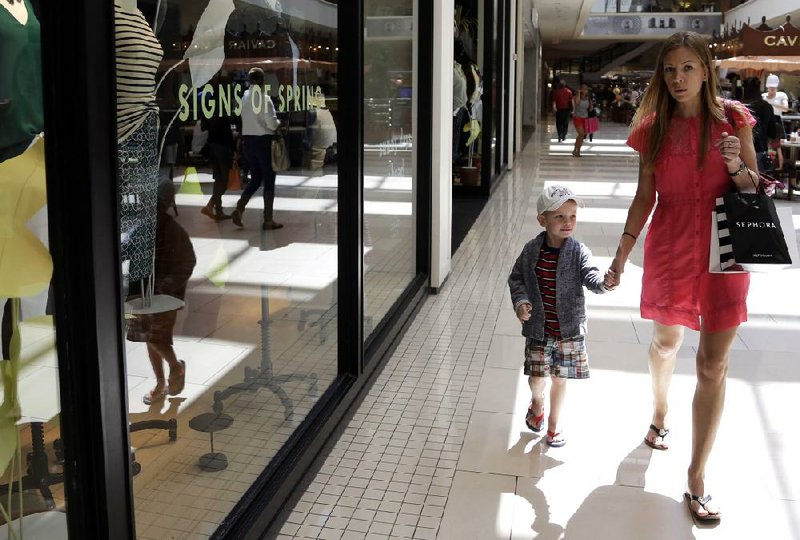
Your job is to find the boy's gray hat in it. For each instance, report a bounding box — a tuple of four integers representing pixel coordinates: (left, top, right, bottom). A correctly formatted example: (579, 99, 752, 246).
(537, 185, 583, 215)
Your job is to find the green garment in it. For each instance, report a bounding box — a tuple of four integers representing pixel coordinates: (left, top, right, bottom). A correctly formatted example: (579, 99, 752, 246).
(0, 2, 44, 163)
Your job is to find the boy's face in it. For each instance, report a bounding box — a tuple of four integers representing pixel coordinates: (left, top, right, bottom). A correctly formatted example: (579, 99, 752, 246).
(538, 200, 578, 244)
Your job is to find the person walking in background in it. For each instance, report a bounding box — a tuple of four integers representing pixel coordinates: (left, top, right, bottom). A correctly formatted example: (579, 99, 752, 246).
(127, 182, 196, 405)
(742, 77, 777, 174)
(586, 87, 600, 143)
(571, 83, 593, 157)
(508, 185, 608, 448)
(200, 88, 236, 221)
(231, 67, 283, 230)
(762, 73, 789, 170)
(604, 31, 759, 522)
(552, 79, 573, 143)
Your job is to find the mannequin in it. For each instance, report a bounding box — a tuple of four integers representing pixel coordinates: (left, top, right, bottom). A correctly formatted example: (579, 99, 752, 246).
(0, 0, 43, 162)
(0, 0, 48, 503)
(1, 0, 48, 359)
(115, 0, 164, 287)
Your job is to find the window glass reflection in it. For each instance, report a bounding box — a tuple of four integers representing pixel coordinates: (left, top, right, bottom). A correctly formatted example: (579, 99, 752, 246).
(115, 1, 338, 535)
(363, 0, 417, 339)
(1, 0, 69, 533)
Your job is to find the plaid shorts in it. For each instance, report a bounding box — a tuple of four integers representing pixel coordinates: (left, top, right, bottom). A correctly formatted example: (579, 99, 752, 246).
(524, 335, 590, 379)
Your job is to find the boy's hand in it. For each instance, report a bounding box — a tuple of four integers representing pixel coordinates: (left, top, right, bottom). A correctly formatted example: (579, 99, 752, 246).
(516, 303, 532, 322)
(604, 266, 621, 291)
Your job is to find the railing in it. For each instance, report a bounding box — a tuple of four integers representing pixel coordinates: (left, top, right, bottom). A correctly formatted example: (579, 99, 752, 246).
(590, 0, 719, 13)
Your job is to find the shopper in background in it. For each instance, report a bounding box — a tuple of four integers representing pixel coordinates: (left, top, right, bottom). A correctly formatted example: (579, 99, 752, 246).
(200, 81, 236, 221)
(231, 67, 283, 230)
(571, 83, 592, 157)
(586, 87, 600, 143)
(127, 182, 196, 405)
(762, 73, 789, 170)
(742, 77, 776, 173)
(605, 31, 758, 522)
(552, 79, 573, 143)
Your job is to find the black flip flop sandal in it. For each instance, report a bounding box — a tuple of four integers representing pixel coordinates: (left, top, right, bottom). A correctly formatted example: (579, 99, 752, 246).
(643, 423, 669, 451)
(684, 493, 722, 521)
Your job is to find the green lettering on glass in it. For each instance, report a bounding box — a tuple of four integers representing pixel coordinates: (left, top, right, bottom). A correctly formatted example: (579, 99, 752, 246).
(219, 84, 231, 117)
(201, 84, 215, 118)
(178, 84, 190, 121)
(234, 84, 243, 116)
(251, 84, 263, 114)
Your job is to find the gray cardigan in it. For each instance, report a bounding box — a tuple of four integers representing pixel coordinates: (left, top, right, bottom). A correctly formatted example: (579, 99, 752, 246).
(508, 233, 606, 340)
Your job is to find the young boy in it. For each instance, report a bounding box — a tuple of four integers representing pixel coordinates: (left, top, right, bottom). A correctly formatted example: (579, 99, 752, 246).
(508, 185, 607, 447)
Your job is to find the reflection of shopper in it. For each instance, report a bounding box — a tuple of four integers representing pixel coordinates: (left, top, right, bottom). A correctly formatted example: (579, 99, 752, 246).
(552, 80, 573, 143)
(308, 95, 337, 171)
(200, 109, 235, 221)
(762, 74, 789, 170)
(231, 67, 282, 230)
(127, 182, 196, 405)
(508, 186, 607, 448)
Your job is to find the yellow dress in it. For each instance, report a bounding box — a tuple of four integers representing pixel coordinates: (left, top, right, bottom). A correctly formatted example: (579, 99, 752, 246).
(0, 136, 51, 298)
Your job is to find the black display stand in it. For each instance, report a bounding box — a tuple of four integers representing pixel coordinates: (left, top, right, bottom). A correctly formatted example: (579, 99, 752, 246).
(0, 422, 63, 509)
(211, 235, 318, 420)
(188, 412, 233, 471)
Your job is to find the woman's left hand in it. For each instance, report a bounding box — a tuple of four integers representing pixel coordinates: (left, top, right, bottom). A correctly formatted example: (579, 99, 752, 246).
(716, 131, 741, 165)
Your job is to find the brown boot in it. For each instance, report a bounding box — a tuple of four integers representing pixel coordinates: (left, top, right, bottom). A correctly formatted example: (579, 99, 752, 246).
(231, 203, 245, 227)
(214, 207, 232, 221)
(200, 202, 216, 220)
(262, 194, 282, 230)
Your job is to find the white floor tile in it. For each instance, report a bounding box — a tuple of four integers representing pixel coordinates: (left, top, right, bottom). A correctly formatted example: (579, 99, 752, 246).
(437, 471, 516, 540)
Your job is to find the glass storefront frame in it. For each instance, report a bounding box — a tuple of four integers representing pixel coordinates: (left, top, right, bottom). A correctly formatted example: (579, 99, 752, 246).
(35, 0, 432, 538)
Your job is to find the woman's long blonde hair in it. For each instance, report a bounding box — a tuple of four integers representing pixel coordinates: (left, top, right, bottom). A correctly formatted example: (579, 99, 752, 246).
(631, 31, 725, 167)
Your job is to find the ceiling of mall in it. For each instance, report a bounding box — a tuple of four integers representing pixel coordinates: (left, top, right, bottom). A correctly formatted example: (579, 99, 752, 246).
(522, 1, 800, 64)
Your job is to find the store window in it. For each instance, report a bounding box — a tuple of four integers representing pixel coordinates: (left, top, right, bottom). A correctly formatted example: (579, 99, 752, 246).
(1, 0, 70, 535)
(363, 0, 418, 336)
(113, 0, 338, 535)
(453, 1, 484, 187)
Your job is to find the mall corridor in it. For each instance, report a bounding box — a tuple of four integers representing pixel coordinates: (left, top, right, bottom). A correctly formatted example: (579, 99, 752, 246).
(267, 121, 800, 540)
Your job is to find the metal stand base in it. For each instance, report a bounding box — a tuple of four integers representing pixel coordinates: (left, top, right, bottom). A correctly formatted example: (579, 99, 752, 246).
(198, 452, 228, 471)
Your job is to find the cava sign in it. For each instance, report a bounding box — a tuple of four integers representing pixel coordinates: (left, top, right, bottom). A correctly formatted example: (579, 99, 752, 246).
(740, 22, 800, 56)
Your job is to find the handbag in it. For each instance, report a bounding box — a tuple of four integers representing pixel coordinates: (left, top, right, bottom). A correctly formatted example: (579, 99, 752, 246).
(271, 130, 290, 172)
(227, 159, 242, 190)
(710, 190, 792, 272)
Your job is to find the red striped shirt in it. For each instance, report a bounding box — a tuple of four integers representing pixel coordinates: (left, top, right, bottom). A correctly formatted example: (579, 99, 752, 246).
(535, 244, 561, 337)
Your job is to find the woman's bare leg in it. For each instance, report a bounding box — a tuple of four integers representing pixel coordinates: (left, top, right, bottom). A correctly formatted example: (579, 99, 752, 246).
(686, 325, 737, 517)
(572, 127, 585, 156)
(645, 322, 684, 447)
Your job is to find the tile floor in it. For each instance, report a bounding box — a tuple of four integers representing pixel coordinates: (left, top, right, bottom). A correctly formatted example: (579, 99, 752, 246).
(267, 122, 800, 539)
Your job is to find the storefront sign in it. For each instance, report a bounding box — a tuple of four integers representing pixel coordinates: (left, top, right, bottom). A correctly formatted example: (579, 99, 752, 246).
(740, 22, 800, 56)
(178, 83, 323, 121)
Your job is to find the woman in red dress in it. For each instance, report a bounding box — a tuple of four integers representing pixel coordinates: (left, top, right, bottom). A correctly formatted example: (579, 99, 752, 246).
(604, 32, 759, 522)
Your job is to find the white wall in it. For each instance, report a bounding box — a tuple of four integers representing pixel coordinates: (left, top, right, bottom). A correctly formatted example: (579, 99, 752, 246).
(430, 0, 454, 290)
